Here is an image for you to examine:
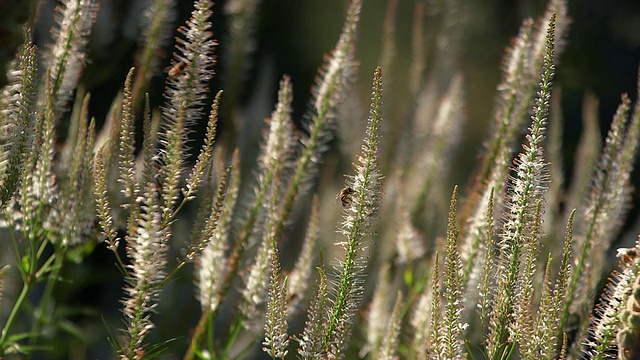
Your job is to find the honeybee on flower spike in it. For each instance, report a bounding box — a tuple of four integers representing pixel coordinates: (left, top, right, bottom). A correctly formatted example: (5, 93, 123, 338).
(337, 186, 355, 207)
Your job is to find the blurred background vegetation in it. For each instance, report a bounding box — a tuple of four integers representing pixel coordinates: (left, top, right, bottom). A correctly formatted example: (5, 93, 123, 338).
(0, 0, 639, 358)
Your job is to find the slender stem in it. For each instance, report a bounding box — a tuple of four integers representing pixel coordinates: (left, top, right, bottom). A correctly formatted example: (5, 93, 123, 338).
(2, 221, 45, 354)
(207, 311, 217, 360)
(111, 247, 128, 277)
(171, 191, 193, 220)
(221, 317, 244, 360)
(29, 245, 67, 355)
(0, 281, 32, 353)
(34, 246, 56, 279)
(184, 309, 215, 360)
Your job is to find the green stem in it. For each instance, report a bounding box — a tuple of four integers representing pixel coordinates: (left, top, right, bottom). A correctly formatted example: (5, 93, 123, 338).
(222, 317, 244, 360)
(28, 245, 67, 355)
(171, 190, 194, 220)
(110, 247, 128, 277)
(0, 281, 32, 354)
(207, 311, 217, 360)
(184, 309, 217, 360)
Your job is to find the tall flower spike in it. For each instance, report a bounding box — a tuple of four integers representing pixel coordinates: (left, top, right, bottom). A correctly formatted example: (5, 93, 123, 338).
(568, 94, 632, 330)
(298, 266, 328, 360)
(222, 76, 294, 315)
(79, 118, 96, 235)
(58, 103, 96, 245)
(240, 169, 281, 326)
(395, 187, 426, 264)
(0, 30, 37, 207)
(120, 182, 170, 360)
(159, 0, 217, 213)
(277, 0, 361, 236)
(477, 187, 495, 326)
(259, 76, 295, 173)
(583, 239, 640, 359)
(618, 241, 640, 360)
(118, 68, 137, 207)
(46, 0, 98, 112)
(18, 75, 59, 238)
(514, 201, 542, 359)
(188, 163, 229, 259)
(117, 70, 146, 244)
(378, 0, 398, 84)
(460, 19, 534, 295)
(428, 251, 442, 358)
(185, 90, 222, 198)
(236, 75, 294, 246)
(441, 186, 466, 359)
(461, 0, 568, 285)
(262, 238, 289, 359)
(485, 13, 555, 358)
(197, 155, 240, 312)
(162, 0, 216, 127)
(536, 253, 557, 357)
(95, 140, 118, 250)
(539, 209, 574, 358)
(324, 66, 384, 358)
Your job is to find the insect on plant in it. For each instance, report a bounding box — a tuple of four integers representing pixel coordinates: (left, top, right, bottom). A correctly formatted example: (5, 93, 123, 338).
(166, 60, 188, 79)
(617, 247, 638, 265)
(337, 186, 355, 207)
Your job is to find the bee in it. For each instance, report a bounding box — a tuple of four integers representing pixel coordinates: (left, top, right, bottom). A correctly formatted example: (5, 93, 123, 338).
(336, 186, 355, 207)
(616, 247, 638, 265)
(166, 60, 188, 79)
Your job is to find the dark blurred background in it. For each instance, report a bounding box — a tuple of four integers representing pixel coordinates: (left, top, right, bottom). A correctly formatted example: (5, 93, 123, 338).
(1, 0, 639, 358)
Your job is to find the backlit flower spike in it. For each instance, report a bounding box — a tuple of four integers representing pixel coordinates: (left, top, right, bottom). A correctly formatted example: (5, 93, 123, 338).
(298, 266, 328, 360)
(46, 0, 98, 113)
(324, 66, 384, 358)
(277, 0, 361, 237)
(485, 13, 555, 358)
(159, 0, 217, 213)
(120, 182, 169, 360)
(441, 186, 466, 359)
(568, 93, 632, 331)
(197, 151, 240, 312)
(0, 29, 37, 208)
(583, 239, 640, 359)
(262, 237, 289, 359)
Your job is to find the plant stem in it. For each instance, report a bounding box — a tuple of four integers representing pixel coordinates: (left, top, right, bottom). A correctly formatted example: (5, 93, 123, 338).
(28, 245, 67, 355)
(0, 281, 32, 354)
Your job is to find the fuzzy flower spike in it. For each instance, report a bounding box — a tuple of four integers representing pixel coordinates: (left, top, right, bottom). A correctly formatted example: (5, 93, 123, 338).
(485, 13, 556, 359)
(159, 0, 217, 214)
(323, 66, 384, 358)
